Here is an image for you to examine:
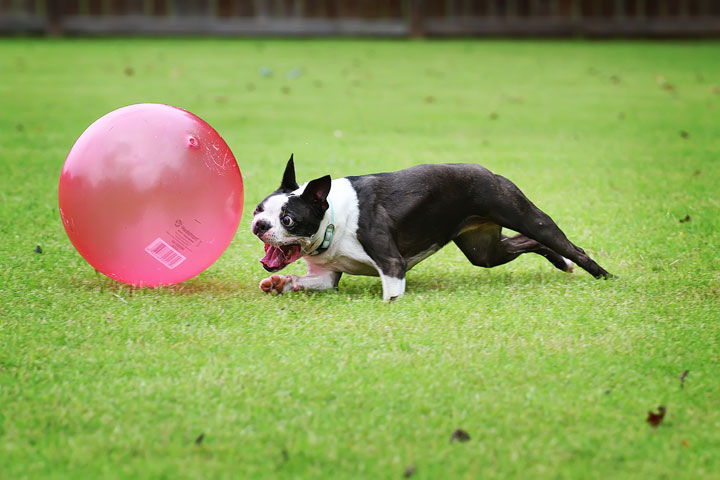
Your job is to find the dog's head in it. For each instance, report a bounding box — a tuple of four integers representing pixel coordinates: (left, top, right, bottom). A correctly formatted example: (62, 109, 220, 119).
(251, 155, 331, 272)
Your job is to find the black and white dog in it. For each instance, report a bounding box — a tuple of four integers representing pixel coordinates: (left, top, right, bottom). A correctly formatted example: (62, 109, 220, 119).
(251, 155, 610, 301)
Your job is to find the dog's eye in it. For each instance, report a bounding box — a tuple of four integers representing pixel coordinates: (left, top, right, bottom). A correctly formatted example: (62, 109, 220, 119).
(281, 215, 294, 227)
(254, 205, 264, 216)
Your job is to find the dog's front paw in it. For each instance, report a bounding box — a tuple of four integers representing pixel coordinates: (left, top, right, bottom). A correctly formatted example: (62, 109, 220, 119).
(260, 275, 291, 294)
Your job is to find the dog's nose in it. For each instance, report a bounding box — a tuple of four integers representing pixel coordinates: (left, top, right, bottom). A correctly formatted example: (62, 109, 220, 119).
(253, 220, 271, 237)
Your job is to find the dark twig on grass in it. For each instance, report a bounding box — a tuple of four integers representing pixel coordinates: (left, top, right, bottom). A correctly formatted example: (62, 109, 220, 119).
(680, 370, 689, 389)
(95, 269, 104, 293)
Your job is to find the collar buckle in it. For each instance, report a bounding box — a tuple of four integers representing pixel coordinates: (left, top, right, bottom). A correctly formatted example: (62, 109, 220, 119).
(309, 223, 334, 256)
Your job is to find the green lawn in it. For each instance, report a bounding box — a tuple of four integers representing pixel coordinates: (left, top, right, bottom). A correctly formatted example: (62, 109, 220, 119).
(1, 38, 719, 479)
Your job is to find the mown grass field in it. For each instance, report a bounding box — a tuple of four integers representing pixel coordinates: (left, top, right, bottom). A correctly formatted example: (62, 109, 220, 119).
(0, 38, 718, 479)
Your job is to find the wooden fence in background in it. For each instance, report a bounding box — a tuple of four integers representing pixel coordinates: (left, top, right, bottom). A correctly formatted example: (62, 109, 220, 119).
(2, 0, 720, 37)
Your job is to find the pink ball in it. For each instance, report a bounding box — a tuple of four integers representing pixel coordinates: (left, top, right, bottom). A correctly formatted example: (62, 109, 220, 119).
(58, 104, 244, 287)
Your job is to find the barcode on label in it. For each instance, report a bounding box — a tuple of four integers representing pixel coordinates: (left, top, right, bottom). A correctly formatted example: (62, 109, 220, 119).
(145, 238, 186, 269)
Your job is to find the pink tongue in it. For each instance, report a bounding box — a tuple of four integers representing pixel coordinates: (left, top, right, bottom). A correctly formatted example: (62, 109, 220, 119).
(260, 244, 301, 272)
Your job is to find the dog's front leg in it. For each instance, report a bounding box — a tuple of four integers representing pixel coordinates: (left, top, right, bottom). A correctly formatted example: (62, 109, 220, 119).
(260, 265, 341, 295)
(358, 229, 408, 302)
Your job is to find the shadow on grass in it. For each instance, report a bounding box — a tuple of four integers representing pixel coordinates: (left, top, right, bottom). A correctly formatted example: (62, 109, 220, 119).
(64, 265, 609, 301)
(339, 268, 595, 298)
(64, 271, 255, 297)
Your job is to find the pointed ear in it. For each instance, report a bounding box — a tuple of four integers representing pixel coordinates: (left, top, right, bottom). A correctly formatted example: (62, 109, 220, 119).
(301, 175, 332, 212)
(280, 154, 299, 191)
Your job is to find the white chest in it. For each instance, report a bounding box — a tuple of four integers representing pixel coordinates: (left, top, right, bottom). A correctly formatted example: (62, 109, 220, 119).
(304, 178, 379, 277)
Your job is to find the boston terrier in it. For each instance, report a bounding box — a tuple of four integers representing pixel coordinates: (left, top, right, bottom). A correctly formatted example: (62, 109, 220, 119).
(251, 155, 611, 301)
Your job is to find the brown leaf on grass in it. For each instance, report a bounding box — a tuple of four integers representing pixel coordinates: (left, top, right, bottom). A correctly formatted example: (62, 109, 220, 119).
(680, 370, 689, 388)
(679, 214, 691, 223)
(424, 95, 435, 103)
(646, 406, 666, 427)
(403, 464, 417, 477)
(693, 170, 702, 176)
(680, 130, 690, 139)
(655, 75, 676, 93)
(450, 428, 471, 442)
(711, 85, 719, 95)
(124, 66, 135, 77)
(195, 432, 205, 444)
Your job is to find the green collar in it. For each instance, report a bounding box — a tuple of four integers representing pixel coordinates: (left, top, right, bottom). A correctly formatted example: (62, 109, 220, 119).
(309, 201, 334, 256)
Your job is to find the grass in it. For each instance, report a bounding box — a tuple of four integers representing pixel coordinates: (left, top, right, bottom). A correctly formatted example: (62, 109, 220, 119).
(1, 37, 719, 479)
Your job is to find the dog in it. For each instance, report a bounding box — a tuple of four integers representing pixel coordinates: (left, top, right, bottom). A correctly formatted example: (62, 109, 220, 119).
(251, 155, 610, 301)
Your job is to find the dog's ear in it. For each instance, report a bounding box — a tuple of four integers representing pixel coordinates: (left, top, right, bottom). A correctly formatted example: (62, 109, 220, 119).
(301, 175, 332, 212)
(280, 154, 299, 192)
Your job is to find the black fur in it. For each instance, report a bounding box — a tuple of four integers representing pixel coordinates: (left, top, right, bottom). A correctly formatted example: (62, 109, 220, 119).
(280, 154, 299, 192)
(281, 193, 327, 238)
(348, 163, 610, 280)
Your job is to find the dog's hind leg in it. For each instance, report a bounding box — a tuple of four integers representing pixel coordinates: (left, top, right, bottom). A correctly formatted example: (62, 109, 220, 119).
(454, 222, 573, 272)
(516, 217, 608, 278)
(501, 233, 574, 272)
(483, 175, 610, 278)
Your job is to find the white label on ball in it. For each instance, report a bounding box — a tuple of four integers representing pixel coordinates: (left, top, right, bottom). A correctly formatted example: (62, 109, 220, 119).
(145, 238, 186, 269)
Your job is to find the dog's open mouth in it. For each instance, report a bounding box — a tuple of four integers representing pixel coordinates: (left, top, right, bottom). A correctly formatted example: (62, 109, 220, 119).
(260, 243, 302, 272)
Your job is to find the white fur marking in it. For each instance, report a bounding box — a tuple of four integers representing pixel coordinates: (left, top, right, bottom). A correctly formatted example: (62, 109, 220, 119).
(380, 275, 406, 302)
(303, 178, 378, 276)
(251, 193, 290, 243)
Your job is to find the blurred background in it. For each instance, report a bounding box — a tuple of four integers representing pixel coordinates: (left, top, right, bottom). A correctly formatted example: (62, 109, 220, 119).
(2, 0, 720, 38)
